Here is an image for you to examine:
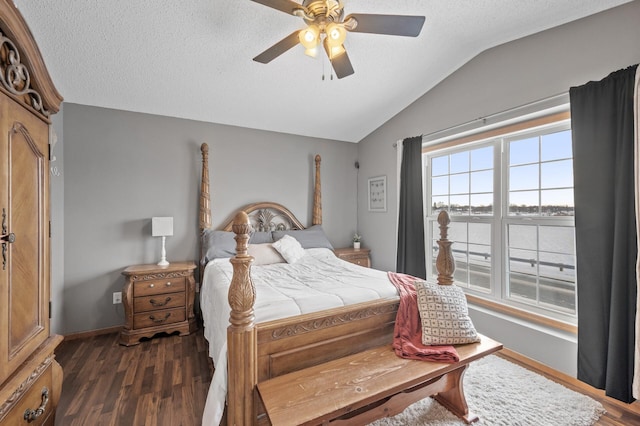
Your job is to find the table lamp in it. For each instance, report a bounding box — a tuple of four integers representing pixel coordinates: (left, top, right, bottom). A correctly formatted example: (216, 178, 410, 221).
(152, 217, 173, 266)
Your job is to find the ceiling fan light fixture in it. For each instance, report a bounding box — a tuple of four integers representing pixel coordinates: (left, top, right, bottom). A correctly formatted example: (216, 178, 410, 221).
(325, 22, 346, 45)
(298, 25, 320, 49)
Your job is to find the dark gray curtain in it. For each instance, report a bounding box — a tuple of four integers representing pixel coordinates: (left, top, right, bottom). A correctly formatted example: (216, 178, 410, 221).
(570, 64, 638, 403)
(396, 136, 426, 279)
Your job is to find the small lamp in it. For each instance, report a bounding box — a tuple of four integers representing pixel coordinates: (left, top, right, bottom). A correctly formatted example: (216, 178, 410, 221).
(152, 217, 173, 266)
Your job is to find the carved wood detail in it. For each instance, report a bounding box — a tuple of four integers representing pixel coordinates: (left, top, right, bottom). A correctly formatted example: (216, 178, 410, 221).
(129, 270, 192, 281)
(436, 210, 455, 285)
(0, 1, 63, 116)
(269, 302, 399, 340)
(0, 354, 53, 419)
(313, 154, 322, 225)
(227, 211, 257, 425)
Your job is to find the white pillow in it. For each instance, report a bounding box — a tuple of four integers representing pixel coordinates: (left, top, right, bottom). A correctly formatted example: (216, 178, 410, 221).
(247, 243, 285, 265)
(415, 280, 480, 346)
(272, 235, 305, 264)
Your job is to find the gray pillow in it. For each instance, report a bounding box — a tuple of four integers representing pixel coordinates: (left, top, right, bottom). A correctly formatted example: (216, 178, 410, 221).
(201, 230, 235, 264)
(249, 231, 274, 244)
(272, 225, 333, 250)
(201, 230, 275, 264)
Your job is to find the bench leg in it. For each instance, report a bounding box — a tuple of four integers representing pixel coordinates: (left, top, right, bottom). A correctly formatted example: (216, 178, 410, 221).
(434, 365, 479, 424)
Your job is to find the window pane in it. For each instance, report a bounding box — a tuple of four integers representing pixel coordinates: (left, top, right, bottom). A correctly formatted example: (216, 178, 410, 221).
(509, 224, 537, 250)
(539, 252, 576, 312)
(470, 170, 492, 193)
(541, 130, 572, 161)
(508, 248, 538, 302)
(447, 222, 467, 244)
(450, 151, 469, 173)
(470, 194, 492, 215)
(510, 164, 539, 191)
(510, 137, 539, 165)
(539, 226, 575, 253)
(471, 146, 493, 170)
(450, 173, 469, 194)
(432, 176, 448, 196)
(469, 223, 491, 245)
(468, 243, 491, 291)
(450, 195, 469, 215)
(541, 159, 573, 189)
(541, 189, 574, 216)
(431, 196, 449, 213)
(431, 156, 449, 176)
(509, 190, 539, 215)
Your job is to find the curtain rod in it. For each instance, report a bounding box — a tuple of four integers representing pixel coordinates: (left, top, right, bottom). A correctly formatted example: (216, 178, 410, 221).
(393, 92, 569, 147)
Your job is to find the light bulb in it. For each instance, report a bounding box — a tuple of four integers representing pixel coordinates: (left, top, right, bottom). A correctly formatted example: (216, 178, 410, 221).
(298, 25, 320, 49)
(324, 23, 346, 46)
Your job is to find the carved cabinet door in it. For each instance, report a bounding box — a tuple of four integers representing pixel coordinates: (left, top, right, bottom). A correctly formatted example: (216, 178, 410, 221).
(0, 94, 51, 385)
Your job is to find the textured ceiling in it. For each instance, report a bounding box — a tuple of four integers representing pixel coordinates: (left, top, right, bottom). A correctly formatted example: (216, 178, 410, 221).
(14, 0, 632, 142)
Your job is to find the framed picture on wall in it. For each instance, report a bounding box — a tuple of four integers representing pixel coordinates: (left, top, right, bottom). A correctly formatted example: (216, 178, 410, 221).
(368, 175, 387, 212)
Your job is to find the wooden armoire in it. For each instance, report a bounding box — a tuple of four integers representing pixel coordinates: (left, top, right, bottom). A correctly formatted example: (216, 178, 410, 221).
(0, 1, 64, 425)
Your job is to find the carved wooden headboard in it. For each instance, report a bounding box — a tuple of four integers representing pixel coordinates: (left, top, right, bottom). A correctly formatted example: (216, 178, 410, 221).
(198, 143, 323, 279)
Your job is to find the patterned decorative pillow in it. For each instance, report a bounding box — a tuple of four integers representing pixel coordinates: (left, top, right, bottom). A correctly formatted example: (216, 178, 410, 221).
(414, 280, 480, 346)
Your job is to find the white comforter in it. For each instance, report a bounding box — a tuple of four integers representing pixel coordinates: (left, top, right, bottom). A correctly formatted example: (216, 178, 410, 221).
(200, 248, 398, 425)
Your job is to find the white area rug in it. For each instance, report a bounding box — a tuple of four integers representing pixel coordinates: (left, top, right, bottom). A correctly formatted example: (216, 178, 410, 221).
(369, 355, 605, 426)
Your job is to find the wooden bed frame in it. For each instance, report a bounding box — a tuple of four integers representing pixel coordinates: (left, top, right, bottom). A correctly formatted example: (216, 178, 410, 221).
(198, 143, 501, 425)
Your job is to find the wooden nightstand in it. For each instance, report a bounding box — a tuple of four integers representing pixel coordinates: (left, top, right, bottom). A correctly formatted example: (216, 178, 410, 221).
(120, 261, 197, 346)
(334, 247, 371, 268)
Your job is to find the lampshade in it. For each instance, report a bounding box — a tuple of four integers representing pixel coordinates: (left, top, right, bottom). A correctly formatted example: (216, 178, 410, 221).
(325, 22, 346, 46)
(298, 25, 319, 49)
(152, 217, 173, 237)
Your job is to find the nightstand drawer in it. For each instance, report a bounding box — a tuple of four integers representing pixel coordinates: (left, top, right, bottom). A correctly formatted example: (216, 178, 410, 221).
(133, 308, 186, 329)
(346, 257, 369, 267)
(134, 292, 186, 313)
(334, 247, 371, 268)
(134, 277, 186, 297)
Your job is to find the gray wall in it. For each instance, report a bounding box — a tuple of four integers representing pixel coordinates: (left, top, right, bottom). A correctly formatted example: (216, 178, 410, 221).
(356, 1, 640, 376)
(55, 105, 357, 334)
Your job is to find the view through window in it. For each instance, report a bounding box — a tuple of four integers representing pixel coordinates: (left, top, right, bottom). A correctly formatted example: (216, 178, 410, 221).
(425, 119, 576, 321)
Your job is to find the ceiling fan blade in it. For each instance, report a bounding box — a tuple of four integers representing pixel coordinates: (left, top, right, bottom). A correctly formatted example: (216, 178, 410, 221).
(328, 49, 354, 79)
(344, 14, 425, 37)
(249, 0, 302, 15)
(253, 31, 300, 64)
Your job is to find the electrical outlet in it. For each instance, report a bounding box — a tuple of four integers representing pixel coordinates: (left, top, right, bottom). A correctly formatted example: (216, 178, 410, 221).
(113, 292, 122, 304)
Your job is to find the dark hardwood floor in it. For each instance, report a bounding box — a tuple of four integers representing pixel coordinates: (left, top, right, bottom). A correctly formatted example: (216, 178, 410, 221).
(54, 328, 212, 426)
(54, 327, 640, 425)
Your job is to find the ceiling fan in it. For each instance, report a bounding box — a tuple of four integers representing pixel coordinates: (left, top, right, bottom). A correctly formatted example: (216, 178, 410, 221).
(250, 0, 425, 79)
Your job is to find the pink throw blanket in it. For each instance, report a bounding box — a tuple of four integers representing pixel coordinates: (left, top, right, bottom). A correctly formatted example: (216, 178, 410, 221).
(388, 272, 460, 363)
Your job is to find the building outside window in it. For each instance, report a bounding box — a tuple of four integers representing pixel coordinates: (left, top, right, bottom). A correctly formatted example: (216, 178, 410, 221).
(424, 117, 576, 323)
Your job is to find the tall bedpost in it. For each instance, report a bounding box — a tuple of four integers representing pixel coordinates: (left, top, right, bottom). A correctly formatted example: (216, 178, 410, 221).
(227, 211, 257, 426)
(312, 154, 322, 225)
(436, 210, 455, 285)
(199, 143, 211, 284)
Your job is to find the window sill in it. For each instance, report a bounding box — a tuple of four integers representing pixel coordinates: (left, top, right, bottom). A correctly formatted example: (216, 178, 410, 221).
(465, 294, 577, 335)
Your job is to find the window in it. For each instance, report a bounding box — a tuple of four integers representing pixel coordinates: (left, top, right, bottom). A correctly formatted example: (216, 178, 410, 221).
(425, 118, 576, 322)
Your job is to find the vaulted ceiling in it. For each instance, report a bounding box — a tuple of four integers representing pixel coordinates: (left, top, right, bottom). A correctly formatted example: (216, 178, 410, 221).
(15, 0, 632, 142)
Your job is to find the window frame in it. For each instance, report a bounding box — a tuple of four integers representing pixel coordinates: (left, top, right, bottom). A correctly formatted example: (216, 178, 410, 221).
(423, 112, 576, 326)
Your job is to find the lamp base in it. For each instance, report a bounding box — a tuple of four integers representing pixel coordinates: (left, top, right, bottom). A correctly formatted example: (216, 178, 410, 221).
(158, 236, 170, 267)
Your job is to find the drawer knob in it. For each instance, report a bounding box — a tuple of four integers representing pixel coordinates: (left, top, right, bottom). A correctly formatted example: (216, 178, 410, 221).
(166, 282, 172, 286)
(23, 387, 49, 423)
(149, 283, 155, 288)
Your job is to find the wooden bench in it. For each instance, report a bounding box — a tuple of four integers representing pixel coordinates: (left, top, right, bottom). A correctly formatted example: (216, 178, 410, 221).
(257, 333, 503, 426)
